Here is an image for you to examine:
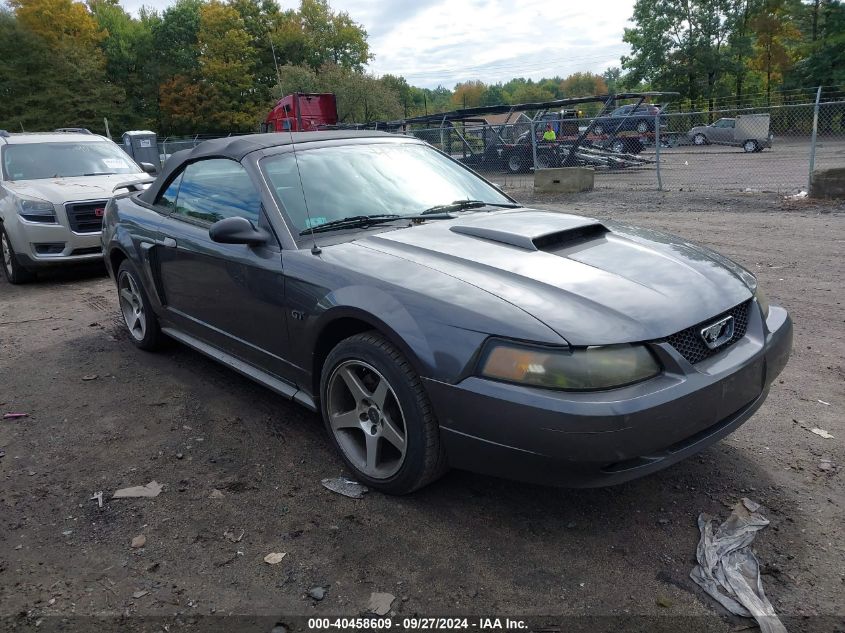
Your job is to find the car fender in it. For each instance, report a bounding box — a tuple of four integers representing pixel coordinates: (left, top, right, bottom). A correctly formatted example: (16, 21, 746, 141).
(310, 285, 448, 378)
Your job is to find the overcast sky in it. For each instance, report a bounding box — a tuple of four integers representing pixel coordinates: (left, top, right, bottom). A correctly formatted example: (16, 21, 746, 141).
(121, 0, 636, 88)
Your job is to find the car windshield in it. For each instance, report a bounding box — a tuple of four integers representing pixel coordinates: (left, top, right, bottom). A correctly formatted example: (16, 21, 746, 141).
(261, 142, 512, 234)
(2, 142, 142, 181)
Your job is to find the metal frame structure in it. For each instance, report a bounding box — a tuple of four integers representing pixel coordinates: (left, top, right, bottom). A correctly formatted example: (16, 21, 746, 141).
(378, 92, 680, 172)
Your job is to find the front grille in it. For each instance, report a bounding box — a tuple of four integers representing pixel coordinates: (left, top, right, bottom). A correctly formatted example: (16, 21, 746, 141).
(65, 200, 107, 233)
(664, 301, 750, 364)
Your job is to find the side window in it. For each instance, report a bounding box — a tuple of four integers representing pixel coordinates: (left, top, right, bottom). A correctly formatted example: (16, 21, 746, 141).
(173, 159, 261, 225)
(156, 172, 182, 209)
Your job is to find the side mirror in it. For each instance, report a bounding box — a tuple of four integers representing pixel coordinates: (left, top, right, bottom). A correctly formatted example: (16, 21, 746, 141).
(140, 162, 158, 175)
(209, 216, 269, 246)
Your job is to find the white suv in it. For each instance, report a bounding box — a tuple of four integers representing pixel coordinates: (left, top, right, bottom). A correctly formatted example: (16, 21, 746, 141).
(0, 129, 154, 283)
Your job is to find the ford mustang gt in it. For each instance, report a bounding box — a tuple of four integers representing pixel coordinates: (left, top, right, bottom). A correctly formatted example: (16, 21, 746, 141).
(101, 131, 792, 494)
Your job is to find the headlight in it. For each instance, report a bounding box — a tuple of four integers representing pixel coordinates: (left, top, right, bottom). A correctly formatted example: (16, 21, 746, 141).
(478, 341, 661, 391)
(16, 197, 57, 224)
(754, 284, 770, 319)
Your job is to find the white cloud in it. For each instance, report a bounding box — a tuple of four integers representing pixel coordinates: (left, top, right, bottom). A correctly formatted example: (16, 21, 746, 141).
(125, 0, 635, 88)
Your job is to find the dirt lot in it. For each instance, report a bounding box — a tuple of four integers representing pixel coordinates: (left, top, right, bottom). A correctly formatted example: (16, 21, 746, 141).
(1, 190, 843, 632)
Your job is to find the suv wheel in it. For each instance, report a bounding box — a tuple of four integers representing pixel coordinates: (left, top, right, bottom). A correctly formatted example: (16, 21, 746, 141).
(693, 133, 707, 146)
(0, 225, 36, 284)
(117, 259, 163, 350)
(320, 332, 447, 494)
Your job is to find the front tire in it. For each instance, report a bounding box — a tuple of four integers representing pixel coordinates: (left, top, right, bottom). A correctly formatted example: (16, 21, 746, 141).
(0, 225, 36, 284)
(117, 259, 163, 350)
(320, 332, 447, 494)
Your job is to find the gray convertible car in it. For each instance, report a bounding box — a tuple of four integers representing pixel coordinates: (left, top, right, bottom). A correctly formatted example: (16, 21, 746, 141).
(101, 131, 792, 494)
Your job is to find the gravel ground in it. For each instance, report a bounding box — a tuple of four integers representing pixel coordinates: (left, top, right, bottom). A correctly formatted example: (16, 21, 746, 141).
(0, 190, 843, 632)
(485, 138, 845, 194)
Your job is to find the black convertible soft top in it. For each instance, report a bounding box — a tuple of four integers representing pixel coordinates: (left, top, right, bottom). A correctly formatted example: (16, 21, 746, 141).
(139, 131, 398, 204)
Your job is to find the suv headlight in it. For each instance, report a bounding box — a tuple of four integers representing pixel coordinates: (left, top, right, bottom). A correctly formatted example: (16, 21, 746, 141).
(478, 341, 660, 391)
(16, 196, 57, 224)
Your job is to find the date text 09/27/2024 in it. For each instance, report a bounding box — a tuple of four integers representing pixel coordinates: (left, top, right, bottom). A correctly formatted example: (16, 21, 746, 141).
(307, 617, 528, 630)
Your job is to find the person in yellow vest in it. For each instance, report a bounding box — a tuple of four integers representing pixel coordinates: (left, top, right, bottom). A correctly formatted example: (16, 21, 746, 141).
(542, 123, 556, 141)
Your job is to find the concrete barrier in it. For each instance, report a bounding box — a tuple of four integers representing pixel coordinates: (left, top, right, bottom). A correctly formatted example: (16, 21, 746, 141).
(534, 167, 594, 193)
(810, 167, 845, 199)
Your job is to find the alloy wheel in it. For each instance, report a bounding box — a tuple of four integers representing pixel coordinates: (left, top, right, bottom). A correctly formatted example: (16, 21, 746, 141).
(118, 271, 147, 341)
(326, 360, 407, 479)
(694, 134, 706, 146)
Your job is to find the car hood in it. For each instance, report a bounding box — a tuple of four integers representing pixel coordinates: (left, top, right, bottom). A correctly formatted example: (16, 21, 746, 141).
(2, 174, 149, 204)
(356, 209, 753, 345)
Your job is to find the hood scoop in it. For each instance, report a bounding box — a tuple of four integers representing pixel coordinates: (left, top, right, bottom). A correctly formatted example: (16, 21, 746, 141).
(450, 219, 607, 252)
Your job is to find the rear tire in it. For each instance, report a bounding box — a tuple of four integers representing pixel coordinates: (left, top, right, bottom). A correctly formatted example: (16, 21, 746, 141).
(592, 124, 604, 135)
(693, 133, 707, 146)
(117, 259, 163, 350)
(320, 332, 448, 495)
(743, 139, 759, 153)
(506, 153, 526, 174)
(0, 225, 36, 284)
(636, 120, 649, 133)
(536, 152, 555, 169)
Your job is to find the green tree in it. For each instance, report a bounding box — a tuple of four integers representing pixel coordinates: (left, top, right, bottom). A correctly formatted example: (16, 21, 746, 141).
(623, 0, 740, 109)
(196, 0, 260, 130)
(451, 80, 487, 108)
(298, 0, 370, 70)
(1, 3, 126, 133)
(750, 0, 801, 103)
(559, 72, 608, 97)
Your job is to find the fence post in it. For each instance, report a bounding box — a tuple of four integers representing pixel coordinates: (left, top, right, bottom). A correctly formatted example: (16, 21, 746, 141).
(807, 86, 822, 193)
(655, 113, 662, 191)
(530, 118, 538, 174)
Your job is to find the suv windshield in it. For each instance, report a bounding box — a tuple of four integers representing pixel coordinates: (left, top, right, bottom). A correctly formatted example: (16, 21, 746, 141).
(261, 142, 512, 234)
(2, 142, 143, 181)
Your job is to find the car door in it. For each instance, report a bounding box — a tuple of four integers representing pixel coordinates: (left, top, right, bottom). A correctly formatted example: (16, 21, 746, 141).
(150, 158, 295, 382)
(710, 119, 734, 144)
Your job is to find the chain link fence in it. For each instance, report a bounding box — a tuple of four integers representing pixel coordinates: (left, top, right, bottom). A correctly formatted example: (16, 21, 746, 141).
(152, 88, 844, 196)
(403, 90, 845, 195)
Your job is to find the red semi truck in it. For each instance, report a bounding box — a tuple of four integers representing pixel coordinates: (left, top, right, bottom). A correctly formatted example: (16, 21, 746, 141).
(261, 93, 338, 133)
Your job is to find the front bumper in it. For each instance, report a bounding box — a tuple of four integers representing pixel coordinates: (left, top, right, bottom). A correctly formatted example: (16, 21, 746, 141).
(425, 304, 792, 487)
(8, 220, 103, 269)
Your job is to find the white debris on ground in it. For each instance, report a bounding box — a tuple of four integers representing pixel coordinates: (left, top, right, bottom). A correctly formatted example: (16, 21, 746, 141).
(321, 477, 369, 499)
(367, 592, 395, 616)
(690, 498, 786, 633)
(112, 481, 163, 499)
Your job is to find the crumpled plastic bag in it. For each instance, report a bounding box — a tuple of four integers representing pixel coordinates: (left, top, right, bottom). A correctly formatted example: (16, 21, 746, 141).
(690, 498, 787, 633)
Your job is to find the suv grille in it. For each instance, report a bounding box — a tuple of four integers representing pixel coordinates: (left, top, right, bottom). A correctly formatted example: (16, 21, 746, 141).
(65, 200, 107, 233)
(664, 301, 750, 364)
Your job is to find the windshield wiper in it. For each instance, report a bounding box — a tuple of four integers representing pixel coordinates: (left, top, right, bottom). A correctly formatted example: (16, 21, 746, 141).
(299, 214, 405, 235)
(421, 200, 520, 215)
